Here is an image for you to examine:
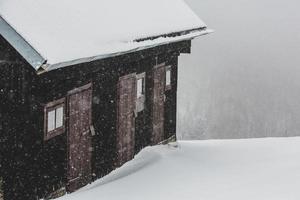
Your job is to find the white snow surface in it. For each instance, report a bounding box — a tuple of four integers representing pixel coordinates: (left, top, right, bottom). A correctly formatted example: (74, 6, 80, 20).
(58, 137, 300, 200)
(0, 0, 206, 69)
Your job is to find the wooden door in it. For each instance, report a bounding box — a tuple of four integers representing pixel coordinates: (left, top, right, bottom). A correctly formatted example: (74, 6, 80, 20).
(67, 83, 93, 192)
(117, 74, 136, 166)
(152, 65, 166, 144)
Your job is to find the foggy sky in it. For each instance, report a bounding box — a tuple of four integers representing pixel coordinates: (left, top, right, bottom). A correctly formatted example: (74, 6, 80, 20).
(178, 0, 300, 139)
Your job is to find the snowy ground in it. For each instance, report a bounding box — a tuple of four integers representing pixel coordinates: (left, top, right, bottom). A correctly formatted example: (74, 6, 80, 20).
(59, 137, 300, 200)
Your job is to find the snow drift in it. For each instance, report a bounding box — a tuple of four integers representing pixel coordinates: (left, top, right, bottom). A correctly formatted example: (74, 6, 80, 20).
(58, 137, 300, 200)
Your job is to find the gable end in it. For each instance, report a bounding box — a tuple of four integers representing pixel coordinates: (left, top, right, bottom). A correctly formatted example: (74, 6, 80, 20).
(0, 16, 46, 69)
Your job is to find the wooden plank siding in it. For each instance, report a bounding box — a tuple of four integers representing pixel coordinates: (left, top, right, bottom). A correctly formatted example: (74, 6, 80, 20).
(0, 61, 44, 200)
(152, 64, 166, 144)
(0, 33, 190, 199)
(164, 54, 179, 139)
(67, 84, 93, 192)
(0, 177, 2, 200)
(116, 74, 137, 167)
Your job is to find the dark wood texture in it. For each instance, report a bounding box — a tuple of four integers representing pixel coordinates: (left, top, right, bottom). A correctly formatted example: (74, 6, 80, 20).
(0, 33, 189, 199)
(67, 84, 92, 192)
(116, 74, 136, 166)
(164, 56, 179, 139)
(152, 64, 166, 144)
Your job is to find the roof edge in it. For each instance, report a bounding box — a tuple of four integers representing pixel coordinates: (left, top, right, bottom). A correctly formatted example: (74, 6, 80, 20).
(0, 15, 46, 70)
(135, 27, 207, 42)
(42, 28, 212, 72)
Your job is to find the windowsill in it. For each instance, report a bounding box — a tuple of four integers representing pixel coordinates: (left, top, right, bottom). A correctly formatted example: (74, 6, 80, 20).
(44, 127, 65, 141)
(165, 85, 172, 91)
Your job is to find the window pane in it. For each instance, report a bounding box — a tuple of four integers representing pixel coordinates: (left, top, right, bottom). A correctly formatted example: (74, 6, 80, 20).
(166, 69, 171, 86)
(47, 110, 55, 132)
(56, 107, 64, 128)
(137, 78, 143, 97)
(141, 78, 145, 94)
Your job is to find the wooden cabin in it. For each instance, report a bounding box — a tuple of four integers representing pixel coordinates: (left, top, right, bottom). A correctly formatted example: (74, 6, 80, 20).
(0, 0, 210, 199)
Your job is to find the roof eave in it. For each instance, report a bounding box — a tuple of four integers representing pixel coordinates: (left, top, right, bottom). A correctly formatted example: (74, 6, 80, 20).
(0, 16, 46, 70)
(43, 28, 212, 72)
(1, 16, 212, 74)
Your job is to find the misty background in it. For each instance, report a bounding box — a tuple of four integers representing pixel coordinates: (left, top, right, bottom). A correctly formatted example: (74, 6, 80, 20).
(178, 0, 300, 140)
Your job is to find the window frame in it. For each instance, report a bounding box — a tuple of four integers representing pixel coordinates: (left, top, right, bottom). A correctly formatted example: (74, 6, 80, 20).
(136, 73, 146, 98)
(136, 72, 146, 113)
(165, 65, 172, 91)
(44, 98, 66, 141)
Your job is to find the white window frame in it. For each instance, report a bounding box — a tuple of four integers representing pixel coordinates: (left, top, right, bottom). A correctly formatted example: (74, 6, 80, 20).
(44, 98, 66, 141)
(137, 76, 145, 98)
(136, 73, 146, 113)
(165, 66, 172, 90)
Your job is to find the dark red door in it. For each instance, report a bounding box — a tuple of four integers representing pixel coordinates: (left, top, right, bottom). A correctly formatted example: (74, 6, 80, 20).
(152, 64, 166, 144)
(116, 74, 136, 167)
(67, 83, 93, 192)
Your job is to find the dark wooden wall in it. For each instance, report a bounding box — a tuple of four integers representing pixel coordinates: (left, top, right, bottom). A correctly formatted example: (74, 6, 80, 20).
(1, 34, 42, 199)
(0, 34, 191, 199)
(165, 54, 179, 139)
(0, 64, 42, 199)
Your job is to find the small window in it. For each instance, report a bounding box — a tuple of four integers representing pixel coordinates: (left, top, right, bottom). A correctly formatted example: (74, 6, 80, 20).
(47, 110, 56, 132)
(136, 73, 146, 113)
(137, 76, 145, 98)
(165, 66, 172, 90)
(44, 98, 65, 140)
(55, 107, 64, 128)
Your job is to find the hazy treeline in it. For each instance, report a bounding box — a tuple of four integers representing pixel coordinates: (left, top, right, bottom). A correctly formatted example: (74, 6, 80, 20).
(178, 0, 300, 140)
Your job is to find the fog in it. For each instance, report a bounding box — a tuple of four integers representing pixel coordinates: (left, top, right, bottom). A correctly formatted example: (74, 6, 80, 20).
(178, 0, 300, 139)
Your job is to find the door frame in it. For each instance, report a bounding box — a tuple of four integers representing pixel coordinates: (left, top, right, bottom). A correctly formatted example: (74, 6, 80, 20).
(66, 82, 93, 192)
(152, 63, 166, 144)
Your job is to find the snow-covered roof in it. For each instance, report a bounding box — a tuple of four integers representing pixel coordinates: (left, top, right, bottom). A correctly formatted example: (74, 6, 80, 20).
(0, 0, 210, 72)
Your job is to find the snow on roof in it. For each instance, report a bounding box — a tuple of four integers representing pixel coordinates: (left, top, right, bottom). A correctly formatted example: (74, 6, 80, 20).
(0, 0, 209, 72)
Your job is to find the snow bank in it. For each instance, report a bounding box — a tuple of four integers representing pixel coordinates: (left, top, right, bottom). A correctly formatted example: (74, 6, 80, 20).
(58, 137, 300, 200)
